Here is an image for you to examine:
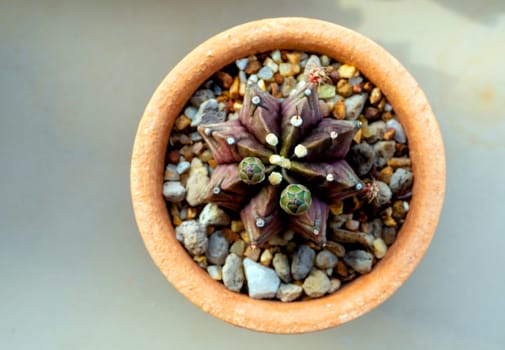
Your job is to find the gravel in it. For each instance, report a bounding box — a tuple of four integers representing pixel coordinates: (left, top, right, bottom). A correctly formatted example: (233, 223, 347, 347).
(199, 203, 231, 226)
(344, 93, 367, 120)
(315, 250, 339, 269)
(222, 253, 244, 292)
(276, 283, 303, 302)
(206, 231, 229, 265)
(272, 253, 291, 283)
(162, 181, 186, 202)
(291, 245, 315, 280)
(389, 168, 414, 194)
(243, 258, 280, 299)
(175, 220, 208, 256)
(303, 269, 331, 298)
(344, 250, 373, 274)
(185, 158, 210, 206)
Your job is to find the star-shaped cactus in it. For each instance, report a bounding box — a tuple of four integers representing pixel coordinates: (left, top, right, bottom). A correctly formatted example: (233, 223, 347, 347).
(198, 77, 364, 247)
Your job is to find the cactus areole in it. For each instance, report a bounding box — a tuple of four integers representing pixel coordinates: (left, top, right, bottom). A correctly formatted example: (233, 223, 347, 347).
(198, 75, 365, 247)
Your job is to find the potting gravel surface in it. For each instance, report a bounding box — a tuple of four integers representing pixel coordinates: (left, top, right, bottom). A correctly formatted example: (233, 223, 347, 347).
(162, 50, 413, 301)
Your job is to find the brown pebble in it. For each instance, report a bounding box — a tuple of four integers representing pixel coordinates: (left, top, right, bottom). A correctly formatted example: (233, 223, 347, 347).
(178, 134, 192, 145)
(352, 85, 362, 93)
(186, 207, 198, 220)
(173, 216, 183, 226)
(220, 228, 240, 243)
(392, 200, 409, 220)
(216, 95, 228, 103)
(336, 79, 353, 97)
(377, 166, 394, 184)
(175, 115, 191, 131)
(244, 245, 261, 262)
(381, 111, 394, 121)
(364, 107, 380, 120)
(167, 149, 180, 164)
(207, 226, 215, 234)
(381, 207, 397, 228)
(329, 70, 341, 84)
(229, 76, 240, 99)
(336, 261, 349, 277)
(388, 157, 412, 168)
(230, 220, 244, 233)
(244, 60, 262, 74)
(240, 231, 250, 243)
(215, 71, 233, 89)
(208, 159, 217, 168)
(383, 128, 396, 141)
(332, 99, 346, 119)
(273, 72, 284, 84)
(395, 143, 409, 157)
(329, 201, 344, 215)
(363, 81, 373, 92)
(324, 241, 346, 257)
(271, 82, 282, 98)
(377, 98, 386, 111)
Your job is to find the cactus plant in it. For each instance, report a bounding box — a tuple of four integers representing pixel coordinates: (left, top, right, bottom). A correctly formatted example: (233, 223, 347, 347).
(198, 71, 365, 247)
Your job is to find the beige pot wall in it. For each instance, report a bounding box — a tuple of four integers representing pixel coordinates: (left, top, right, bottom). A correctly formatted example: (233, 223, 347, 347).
(131, 17, 445, 333)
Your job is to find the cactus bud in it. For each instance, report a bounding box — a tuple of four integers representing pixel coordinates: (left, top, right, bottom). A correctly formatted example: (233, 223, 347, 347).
(280, 184, 312, 215)
(238, 157, 266, 185)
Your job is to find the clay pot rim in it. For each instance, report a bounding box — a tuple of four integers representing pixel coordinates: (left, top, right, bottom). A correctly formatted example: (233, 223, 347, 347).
(131, 17, 445, 334)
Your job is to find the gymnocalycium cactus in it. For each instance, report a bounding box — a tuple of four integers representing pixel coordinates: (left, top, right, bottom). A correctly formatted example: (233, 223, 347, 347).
(198, 70, 364, 247)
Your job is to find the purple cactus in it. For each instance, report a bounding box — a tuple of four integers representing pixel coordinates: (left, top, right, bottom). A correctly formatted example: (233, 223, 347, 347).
(198, 75, 364, 247)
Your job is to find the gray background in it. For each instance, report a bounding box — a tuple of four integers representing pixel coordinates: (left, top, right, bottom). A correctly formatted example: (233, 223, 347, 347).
(1, 0, 504, 349)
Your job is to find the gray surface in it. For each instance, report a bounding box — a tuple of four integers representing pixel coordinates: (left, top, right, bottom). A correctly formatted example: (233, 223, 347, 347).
(1, 0, 504, 349)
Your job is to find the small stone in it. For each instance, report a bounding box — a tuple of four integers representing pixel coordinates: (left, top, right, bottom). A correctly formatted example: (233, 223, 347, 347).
(264, 57, 279, 73)
(230, 220, 244, 233)
(377, 166, 394, 184)
(281, 76, 297, 97)
(315, 250, 339, 269)
(244, 245, 261, 262)
(303, 55, 322, 74)
(175, 115, 192, 130)
(273, 253, 291, 283)
(271, 50, 282, 63)
(303, 269, 331, 298)
(332, 99, 346, 119)
(191, 99, 226, 127)
(320, 55, 330, 66)
(235, 58, 249, 70)
(381, 207, 398, 228)
(328, 278, 342, 294)
(190, 89, 215, 107)
(366, 120, 387, 144)
(383, 128, 396, 141)
(244, 60, 262, 74)
(291, 245, 315, 280)
(338, 64, 357, 78)
(364, 107, 380, 120)
(319, 100, 330, 117)
(386, 118, 407, 143)
(389, 168, 414, 194)
(373, 181, 392, 207)
(279, 63, 300, 76)
(206, 231, 229, 265)
(215, 71, 233, 89)
(175, 220, 208, 256)
(176, 161, 191, 174)
(276, 283, 303, 302)
(199, 150, 213, 163)
(186, 207, 198, 220)
(193, 255, 207, 269)
(369, 87, 382, 104)
(348, 143, 375, 176)
(185, 158, 210, 206)
(344, 93, 367, 120)
(388, 157, 412, 169)
(286, 52, 301, 64)
(283, 231, 295, 241)
(257, 79, 266, 91)
(345, 219, 360, 231)
(162, 181, 186, 202)
(167, 150, 180, 164)
(317, 84, 336, 99)
(372, 238, 388, 259)
(344, 250, 373, 274)
(382, 227, 397, 245)
(164, 164, 180, 181)
(324, 241, 346, 258)
(329, 201, 344, 215)
(199, 203, 230, 226)
(260, 249, 273, 267)
(229, 77, 240, 99)
(374, 141, 396, 168)
(184, 106, 198, 119)
(229, 240, 246, 257)
(222, 254, 244, 292)
(336, 79, 353, 97)
(243, 258, 280, 299)
(257, 66, 274, 80)
(207, 265, 222, 280)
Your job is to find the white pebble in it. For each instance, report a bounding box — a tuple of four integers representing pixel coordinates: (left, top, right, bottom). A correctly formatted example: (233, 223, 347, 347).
(235, 58, 249, 71)
(372, 238, 388, 259)
(176, 161, 191, 174)
(320, 55, 330, 66)
(271, 50, 282, 63)
(258, 66, 274, 80)
(207, 265, 222, 280)
(386, 118, 407, 143)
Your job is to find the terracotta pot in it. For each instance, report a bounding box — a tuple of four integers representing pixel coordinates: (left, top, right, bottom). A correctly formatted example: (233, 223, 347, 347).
(131, 17, 445, 333)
